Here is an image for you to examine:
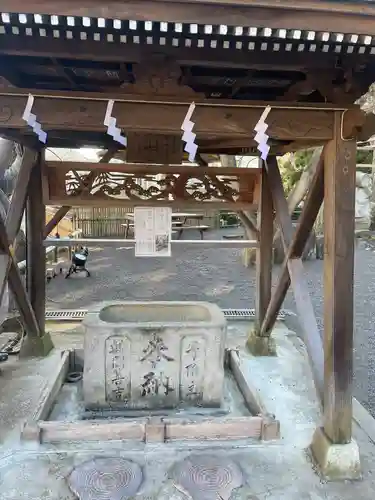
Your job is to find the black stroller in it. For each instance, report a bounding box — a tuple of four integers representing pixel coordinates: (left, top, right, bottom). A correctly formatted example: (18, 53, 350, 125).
(65, 246, 90, 278)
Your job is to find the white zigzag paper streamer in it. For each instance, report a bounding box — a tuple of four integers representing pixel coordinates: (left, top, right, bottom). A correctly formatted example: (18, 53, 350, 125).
(181, 102, 198, 163)
(254, 105, 272, 160)
(104, 100, 127, 146)
(22, 94, 47, 143)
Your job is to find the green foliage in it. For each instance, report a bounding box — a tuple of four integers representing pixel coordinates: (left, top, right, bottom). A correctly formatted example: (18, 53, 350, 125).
(357, 149, 372, 165)
(280, 148, 371, 195)
(279, 150, 313, 196)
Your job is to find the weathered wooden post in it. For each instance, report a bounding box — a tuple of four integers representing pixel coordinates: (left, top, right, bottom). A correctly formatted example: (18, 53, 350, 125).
(310, 111, 360, 480)
(19, 150, 54, 357)
(247, 165, 275, 355)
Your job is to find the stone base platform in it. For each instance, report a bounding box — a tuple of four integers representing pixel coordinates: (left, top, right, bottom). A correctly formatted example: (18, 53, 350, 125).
(1, 321, 375, 499)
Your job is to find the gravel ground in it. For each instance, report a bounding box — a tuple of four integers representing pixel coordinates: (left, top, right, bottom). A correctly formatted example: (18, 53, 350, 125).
(47, 228, 375, 415)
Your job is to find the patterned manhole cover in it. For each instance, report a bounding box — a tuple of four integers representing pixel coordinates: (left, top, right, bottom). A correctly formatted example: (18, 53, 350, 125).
(172, 454, 243, 500)
(67, 457, 143, 500)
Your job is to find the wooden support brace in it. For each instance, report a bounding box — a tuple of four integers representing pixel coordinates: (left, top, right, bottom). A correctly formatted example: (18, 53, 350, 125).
(6, 148, 36, 242)
(0, 148, 53, 356)
(259, 155, 324, 399)
(0, 148, 36, 304)
(260, 151, 325, 336)
(0, 216, 41, 339)
(238, 212, 260, 241)
(43, 148, 117, 238)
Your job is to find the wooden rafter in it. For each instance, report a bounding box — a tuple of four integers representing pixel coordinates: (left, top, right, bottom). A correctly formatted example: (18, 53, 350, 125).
(2, 0, 375, 36)
(0, 37, 354, 71)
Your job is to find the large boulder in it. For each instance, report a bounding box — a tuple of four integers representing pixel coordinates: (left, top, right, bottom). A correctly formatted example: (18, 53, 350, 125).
(355, 171, 372, 230)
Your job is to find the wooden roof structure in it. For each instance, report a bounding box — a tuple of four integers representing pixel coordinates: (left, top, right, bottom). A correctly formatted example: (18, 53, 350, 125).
(0, 1, 374, 154)
(0, 0, 373, 480)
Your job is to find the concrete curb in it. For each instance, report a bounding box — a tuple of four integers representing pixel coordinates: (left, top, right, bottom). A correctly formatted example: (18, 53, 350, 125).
(353, 397, 375, 444)
(279, 318, 375, 445)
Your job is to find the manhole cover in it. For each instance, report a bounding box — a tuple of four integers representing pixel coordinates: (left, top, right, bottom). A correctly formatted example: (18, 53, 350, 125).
(67, 457, 143, 500)
(172, 454, 243, 500)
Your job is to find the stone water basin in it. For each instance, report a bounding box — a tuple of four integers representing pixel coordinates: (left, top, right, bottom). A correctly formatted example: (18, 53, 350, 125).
(83, 301, 227, 411)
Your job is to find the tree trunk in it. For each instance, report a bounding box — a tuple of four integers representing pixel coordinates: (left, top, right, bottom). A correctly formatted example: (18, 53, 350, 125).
(0, 140, 26, 316)
(370, 149, 375, 230)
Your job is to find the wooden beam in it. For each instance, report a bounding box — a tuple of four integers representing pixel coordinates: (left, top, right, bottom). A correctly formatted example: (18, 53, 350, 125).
(0, 215, 41, 338)
(6, 148, 36, 242)
(238, 212, 259, 242)
(262, 155, 324, 400)
(0, 90, 352, 141)
(0, 148, 36, 306)
(260, 151, 324, 336)
(43, 148, 116, 237)
(255, 167, 273, 329)
(323, 111, 356, 443)
(43, 206, 71, 239)
(44, 162, 261, 176)
(26, 153, 46, 333)
(3, 0, 375, 36)
(43, 161, 260, 209)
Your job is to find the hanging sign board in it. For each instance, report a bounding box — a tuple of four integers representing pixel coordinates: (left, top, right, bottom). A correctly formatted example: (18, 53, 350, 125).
(134, 207, 172, 257)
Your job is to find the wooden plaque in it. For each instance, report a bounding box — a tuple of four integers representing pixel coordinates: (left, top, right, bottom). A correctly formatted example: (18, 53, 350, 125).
(126, 133, 182, 164)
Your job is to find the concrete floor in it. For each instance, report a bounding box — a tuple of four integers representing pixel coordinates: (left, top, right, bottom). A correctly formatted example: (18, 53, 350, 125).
(1, 321, 375, 499)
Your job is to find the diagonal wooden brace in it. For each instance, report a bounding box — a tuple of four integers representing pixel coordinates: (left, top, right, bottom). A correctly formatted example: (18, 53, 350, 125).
(0, 215, 41, 338)
(43, 148, 117, 238)
(0, 148, 36, 307)
(260, 151, 325, 335)
(261, 155, 324, 400)
(6, 148, 37, 243)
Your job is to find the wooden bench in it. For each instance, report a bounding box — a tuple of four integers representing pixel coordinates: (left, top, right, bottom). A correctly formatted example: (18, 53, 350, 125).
(175, 225, 210, 240)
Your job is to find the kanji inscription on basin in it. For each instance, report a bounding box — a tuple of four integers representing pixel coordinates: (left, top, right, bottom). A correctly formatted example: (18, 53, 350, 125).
(83, 301, 226, 410)
(133, 330, 179, 407)
(180, 336, 206, 403)
(105, 336, 131, 403)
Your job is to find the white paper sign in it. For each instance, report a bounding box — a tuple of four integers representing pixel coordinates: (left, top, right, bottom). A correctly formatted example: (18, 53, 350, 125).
(134, 207, 172, 257)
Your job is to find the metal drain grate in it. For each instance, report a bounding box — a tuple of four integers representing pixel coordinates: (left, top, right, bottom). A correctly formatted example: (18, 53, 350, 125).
(45, 308, 285, 321)
(222, 309, 285, 321)
(45, 310, 88, 321)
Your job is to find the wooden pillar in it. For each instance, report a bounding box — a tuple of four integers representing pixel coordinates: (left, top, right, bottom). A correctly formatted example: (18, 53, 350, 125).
(323, 111, 356, 444)
(247, 164, 275, 355)
(310, 111, 360, 481)
(255, 167, 273, 328)
(26, 153, 46, 333)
